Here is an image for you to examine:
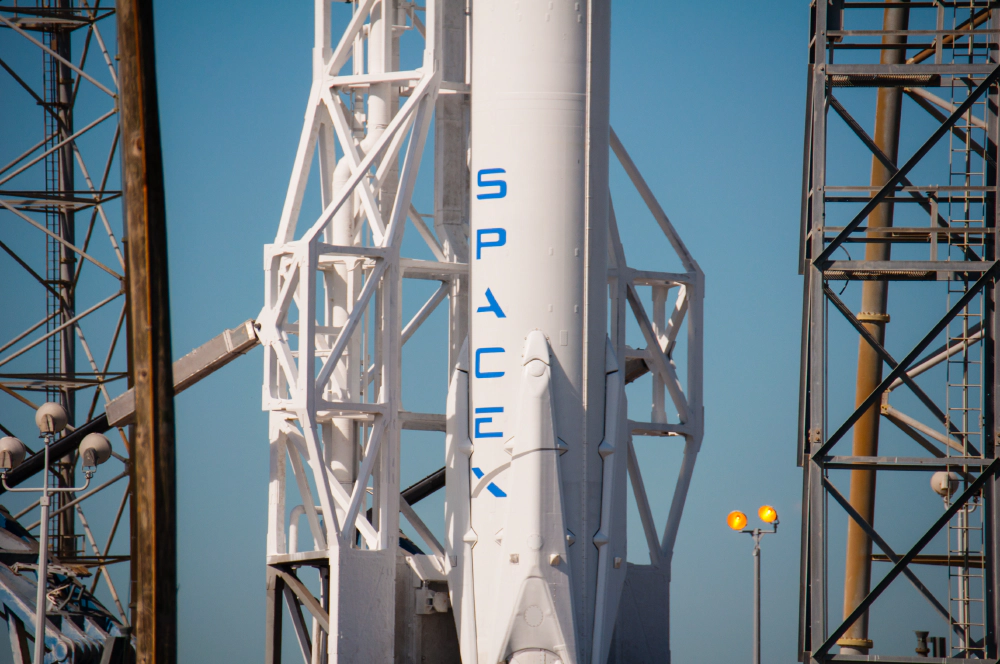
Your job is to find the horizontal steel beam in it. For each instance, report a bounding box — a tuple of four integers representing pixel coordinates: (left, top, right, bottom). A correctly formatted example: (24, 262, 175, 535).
(607, 268, 693, 286)
(828, 657, 974, 663)
(399, 257, 468, 279)
(822, 455, 991, 471)
(871, 554, 983, 569)
(629, 420, 688, 437)
(827, 63, 997, 75)
(823, 260, 990, 272)
(106, 320, 259, 426)
(399, 411, 445, 432)
(822, 263, 975, 281)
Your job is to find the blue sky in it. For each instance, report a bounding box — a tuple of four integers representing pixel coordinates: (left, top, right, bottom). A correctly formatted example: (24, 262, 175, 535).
(2, 0, 976, 661)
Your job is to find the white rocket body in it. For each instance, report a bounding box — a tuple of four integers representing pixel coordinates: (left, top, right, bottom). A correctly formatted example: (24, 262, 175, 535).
(445, 2, 626, 663)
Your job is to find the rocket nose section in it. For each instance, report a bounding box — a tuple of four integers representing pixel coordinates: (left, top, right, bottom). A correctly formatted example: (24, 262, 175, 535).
(520, 331, 553, 401)
(522, 330, 550, 366)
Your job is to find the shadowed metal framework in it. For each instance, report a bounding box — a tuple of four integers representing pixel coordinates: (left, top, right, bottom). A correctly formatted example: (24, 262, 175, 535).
(0, 1, 134, 658)
(799, 1, 1000, 662)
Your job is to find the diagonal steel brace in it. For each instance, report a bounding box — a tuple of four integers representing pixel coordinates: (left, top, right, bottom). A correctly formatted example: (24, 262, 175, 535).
(823, 285, 980, 457)
(812, 262, 1000, 460)
(815, 65, 1000, 265)
(822, 475, 965, 639)
(815, 458, 1000, 657)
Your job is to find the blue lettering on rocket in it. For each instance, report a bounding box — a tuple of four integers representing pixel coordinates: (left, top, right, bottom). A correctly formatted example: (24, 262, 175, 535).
(476, 168, 507, 200)
(475, 347, 505, 378)
(472, 467, 508, 498)
(476, 228, 506, 259)
(474, 407, 503, 438)
(477, 288, 506, 318)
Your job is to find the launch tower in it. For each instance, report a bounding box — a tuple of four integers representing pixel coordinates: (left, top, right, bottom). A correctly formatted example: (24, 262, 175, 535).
(797, 1, 1000, 660)
(260, 1, 704, 662)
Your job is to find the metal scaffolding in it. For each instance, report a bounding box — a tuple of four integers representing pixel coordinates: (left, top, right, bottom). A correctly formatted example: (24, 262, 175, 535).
(798, 1, 1000, 661)
(0, 1, 134, 659)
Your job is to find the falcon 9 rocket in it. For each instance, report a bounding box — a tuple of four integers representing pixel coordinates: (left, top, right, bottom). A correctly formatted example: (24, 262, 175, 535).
(444, 3, 628, 663)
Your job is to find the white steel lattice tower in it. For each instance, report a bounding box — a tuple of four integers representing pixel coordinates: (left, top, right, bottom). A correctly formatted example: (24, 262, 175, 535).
(260, 2, 704, 662)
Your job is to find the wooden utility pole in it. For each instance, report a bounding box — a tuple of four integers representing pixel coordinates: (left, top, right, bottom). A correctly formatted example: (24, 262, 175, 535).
(116, 1, 177, 662)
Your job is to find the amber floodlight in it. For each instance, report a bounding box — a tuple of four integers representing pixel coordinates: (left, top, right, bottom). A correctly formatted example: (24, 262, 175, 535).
(727, 506, 779, 664)
(758, 505, 778, 524)
(727, 510, 748, 531)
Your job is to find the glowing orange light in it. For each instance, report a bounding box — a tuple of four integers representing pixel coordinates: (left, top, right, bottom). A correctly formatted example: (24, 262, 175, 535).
(758, 505, 778, 524)
(727, 511, 748, 531)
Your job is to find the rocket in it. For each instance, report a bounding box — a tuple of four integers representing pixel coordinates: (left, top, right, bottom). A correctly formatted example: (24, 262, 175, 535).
(444, 2, 628, 663)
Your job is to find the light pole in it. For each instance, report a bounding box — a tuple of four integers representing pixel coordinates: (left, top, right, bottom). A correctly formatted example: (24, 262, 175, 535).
(728, 505, 779, 664)
(0, 403, 111, 664)
(930, 470, 968, 655)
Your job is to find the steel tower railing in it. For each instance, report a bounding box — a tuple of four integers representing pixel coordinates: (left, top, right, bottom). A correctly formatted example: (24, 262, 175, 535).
(798, 1, 1000, 661)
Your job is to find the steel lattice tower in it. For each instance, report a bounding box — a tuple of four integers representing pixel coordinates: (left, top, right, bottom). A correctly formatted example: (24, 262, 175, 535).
(798, 1, 1000, 661)
(0, 1, 135, 657)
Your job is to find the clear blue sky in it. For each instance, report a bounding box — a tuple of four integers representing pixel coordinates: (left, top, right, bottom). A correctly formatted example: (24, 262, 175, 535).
(3, 1, 965, 661)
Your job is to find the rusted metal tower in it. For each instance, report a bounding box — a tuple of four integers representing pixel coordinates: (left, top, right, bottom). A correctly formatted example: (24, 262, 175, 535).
(798, 1, 1000, 661)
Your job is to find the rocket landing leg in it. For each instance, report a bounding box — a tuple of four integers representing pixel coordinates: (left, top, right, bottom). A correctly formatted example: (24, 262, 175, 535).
(489, 331, 578, 664)
(447, 332, 632, 664)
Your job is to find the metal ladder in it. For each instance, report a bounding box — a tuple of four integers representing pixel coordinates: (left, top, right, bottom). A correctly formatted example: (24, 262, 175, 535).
(42, 7, 61, 408)
(944, 3, 991, 655)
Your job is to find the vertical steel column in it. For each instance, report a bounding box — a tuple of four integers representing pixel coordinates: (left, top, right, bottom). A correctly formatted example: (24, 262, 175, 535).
(584, 3, 612, 648)
(753, 532, 761, 664)
(807, 1, 829, 656)
(838, 3, 909, 654)
(44, 0, 79, 561)
(988, 13, 1000, 659)
(434, 0, 469, 369)
(264, 569, 284, 664)
(117, 1, 177, 662)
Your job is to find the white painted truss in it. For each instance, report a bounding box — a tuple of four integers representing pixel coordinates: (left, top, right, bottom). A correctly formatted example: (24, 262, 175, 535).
(260, 2, 703, 662)
(258, 0, 450, 659)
